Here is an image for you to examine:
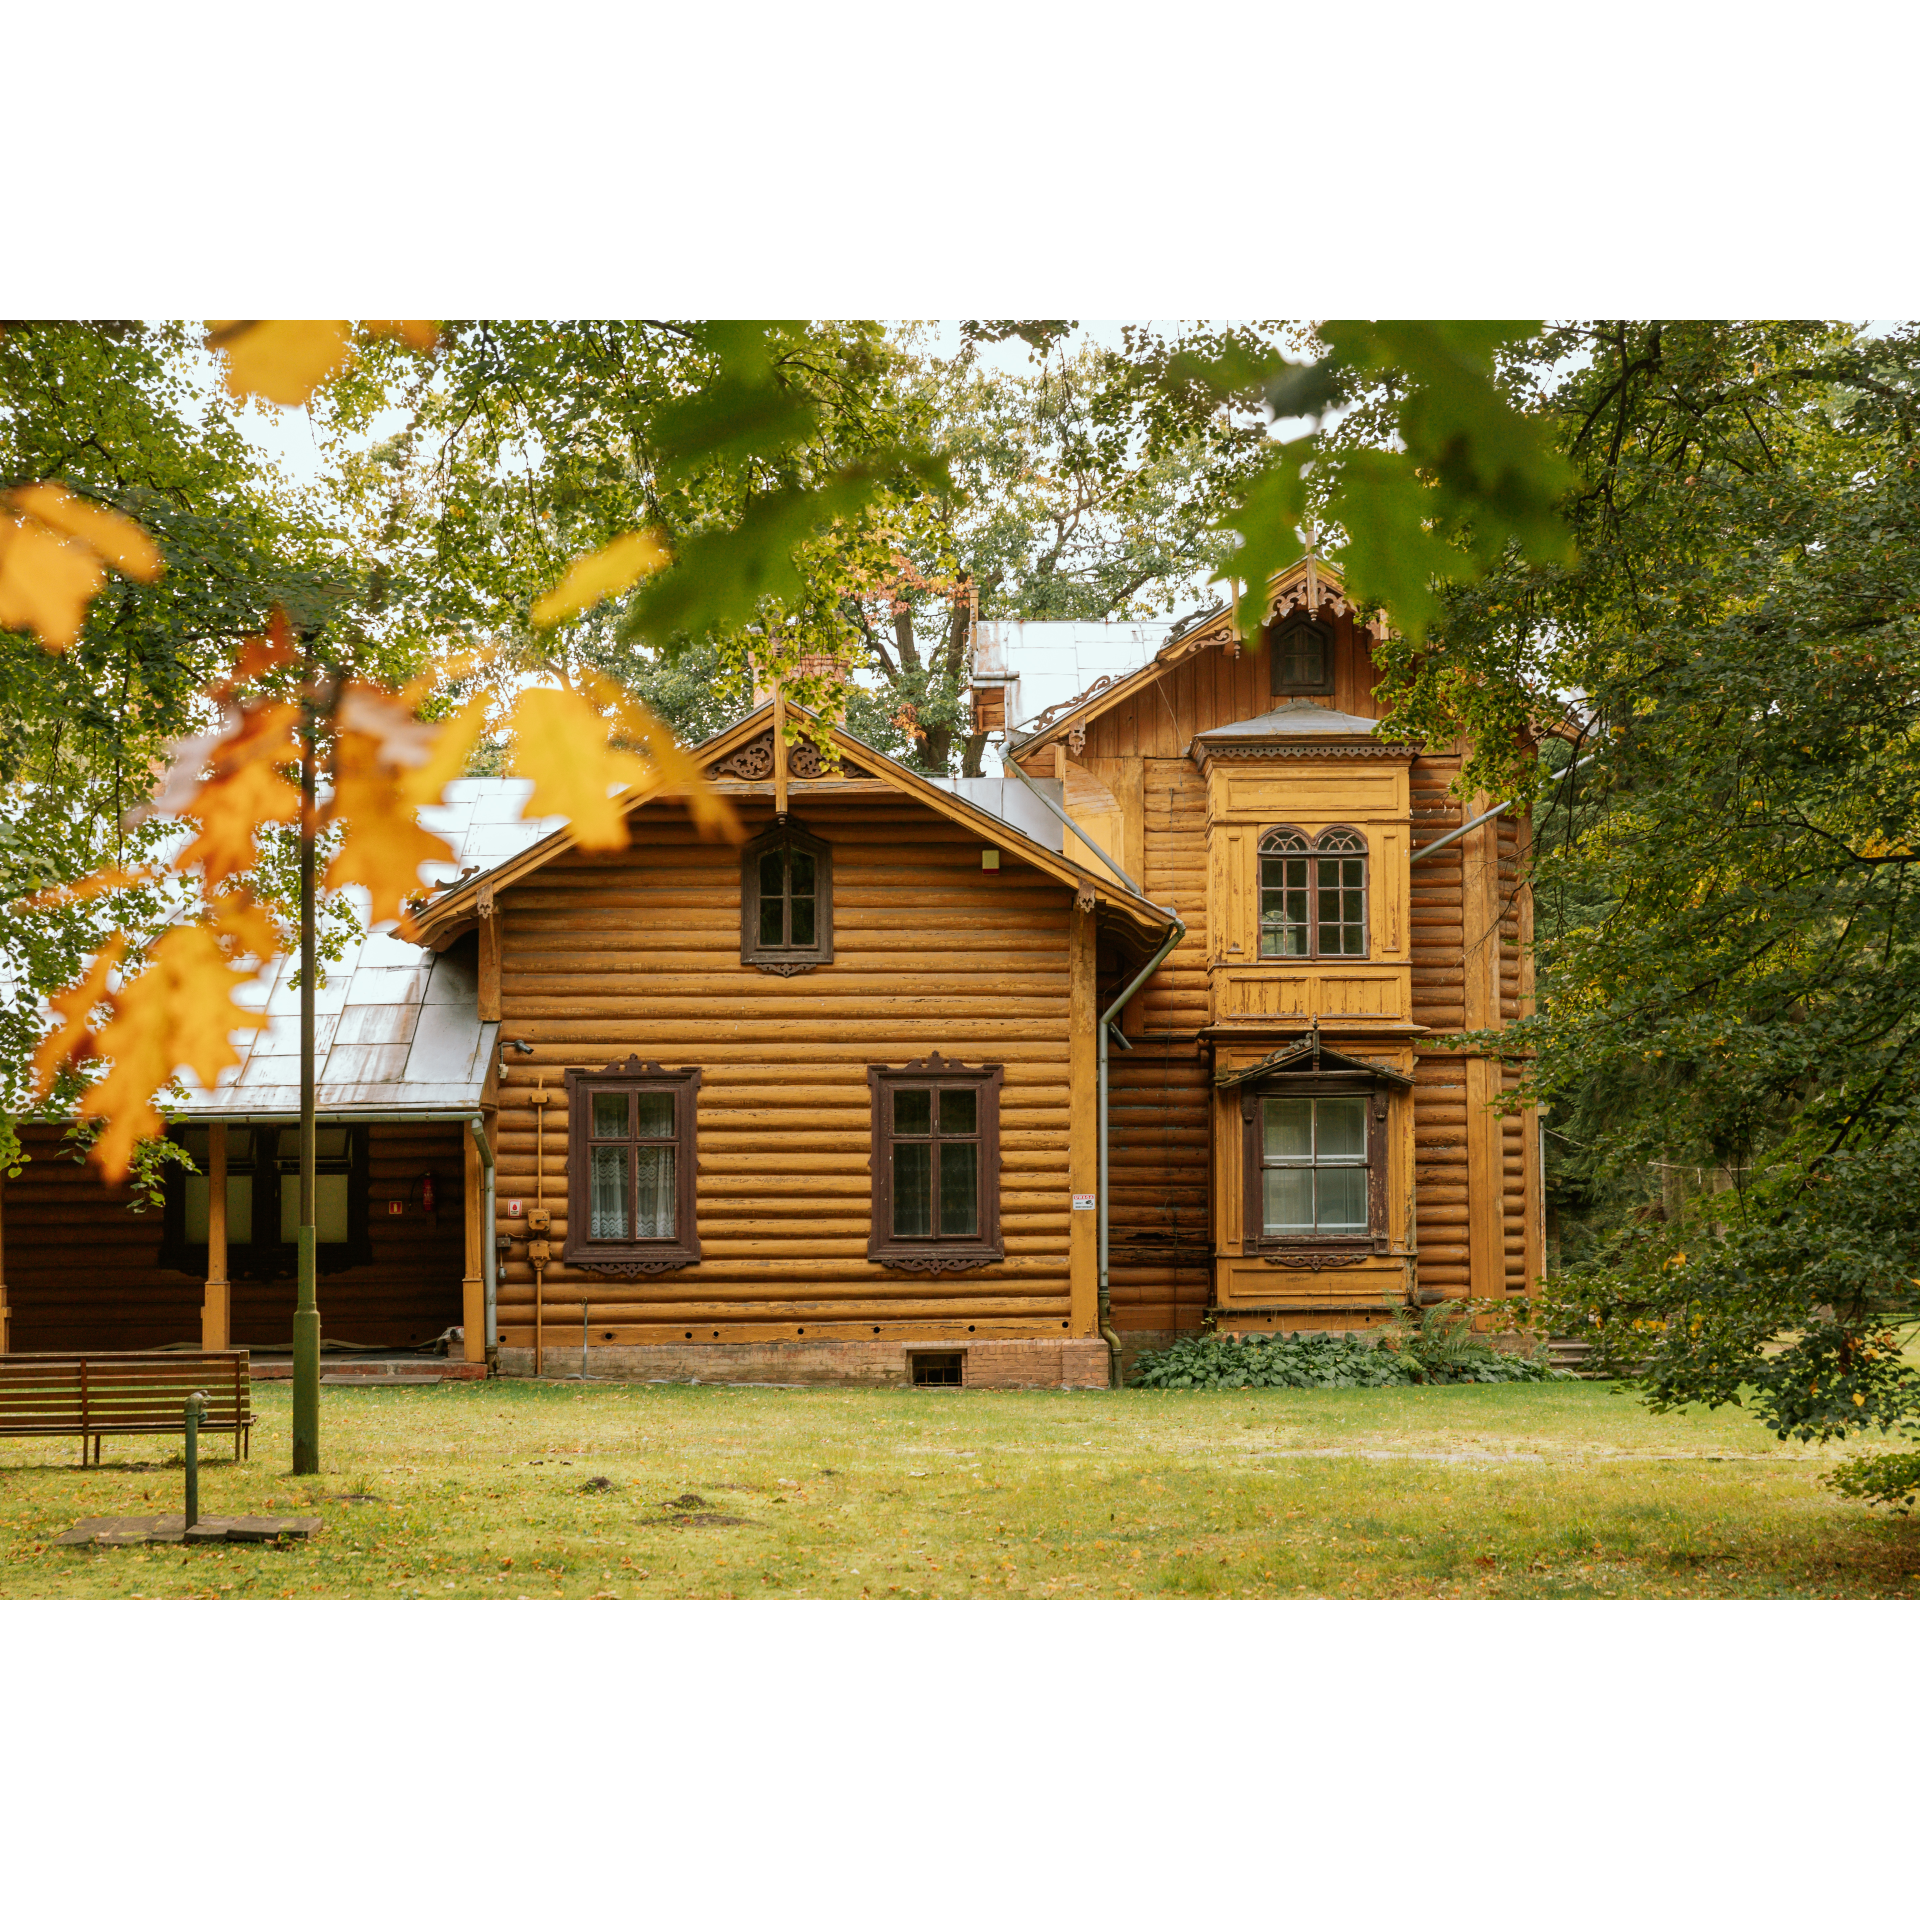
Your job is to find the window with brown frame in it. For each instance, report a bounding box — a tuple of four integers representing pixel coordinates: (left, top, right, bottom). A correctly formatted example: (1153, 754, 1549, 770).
(1268, 609, 1335, 696)
(867, 1053, 1003, 1271)
(1258, 825, 1368, 958)
(561, 1057, 701, 1274)
(741, 819, 833, 974)
(1241, 1078, 1389, 1252)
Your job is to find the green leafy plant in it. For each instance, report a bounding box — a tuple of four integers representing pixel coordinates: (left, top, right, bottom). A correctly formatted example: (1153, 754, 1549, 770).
(1130, 1321, 1560, 1391)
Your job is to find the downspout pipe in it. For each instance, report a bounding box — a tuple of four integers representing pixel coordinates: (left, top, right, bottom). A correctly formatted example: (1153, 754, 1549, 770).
(1408, 754, 1595, 866)
(469, 1117, 498, 1361)
(1002, 752, 1145, 897)
(1098, 920, 1186, 1385)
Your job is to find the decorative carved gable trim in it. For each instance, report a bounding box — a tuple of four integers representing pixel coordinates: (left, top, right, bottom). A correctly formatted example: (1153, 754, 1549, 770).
(710, 728, 871, 781)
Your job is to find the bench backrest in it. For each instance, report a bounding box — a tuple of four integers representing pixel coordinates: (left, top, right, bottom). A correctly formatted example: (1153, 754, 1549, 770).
(0, 1351, 252, 1432)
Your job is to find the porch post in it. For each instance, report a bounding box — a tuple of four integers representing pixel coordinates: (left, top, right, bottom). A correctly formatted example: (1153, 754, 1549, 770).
(0, 1163, 9, 1354)
(462, 1123, 485, 1364)
(201, 1122, 231, 1351)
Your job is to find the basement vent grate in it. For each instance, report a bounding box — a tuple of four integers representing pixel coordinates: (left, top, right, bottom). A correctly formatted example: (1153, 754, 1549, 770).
(911, 1352, 963, 1387)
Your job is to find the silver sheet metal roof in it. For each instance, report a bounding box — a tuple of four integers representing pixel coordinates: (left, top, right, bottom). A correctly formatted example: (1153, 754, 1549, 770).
(180, 779, 564, 1120)
(57, 757, 1091, 1123)
(1196, 700, 1382, 741)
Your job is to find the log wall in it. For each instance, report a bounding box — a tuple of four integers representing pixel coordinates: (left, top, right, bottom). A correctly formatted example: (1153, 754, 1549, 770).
(1019, 598, 1542, 1333)
(490, 795, 1090, 1348)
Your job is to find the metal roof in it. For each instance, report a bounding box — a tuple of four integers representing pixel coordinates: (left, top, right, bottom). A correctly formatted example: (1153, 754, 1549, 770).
(177, 779, 564, 1121)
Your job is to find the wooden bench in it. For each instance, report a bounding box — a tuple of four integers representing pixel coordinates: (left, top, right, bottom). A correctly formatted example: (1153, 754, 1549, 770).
(0, 1351, 255, 1465)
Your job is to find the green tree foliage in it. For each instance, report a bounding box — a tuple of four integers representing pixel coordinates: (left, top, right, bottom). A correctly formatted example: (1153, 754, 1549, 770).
(1377, 321, 1920, 1504)
(0, 321, 362, 1163)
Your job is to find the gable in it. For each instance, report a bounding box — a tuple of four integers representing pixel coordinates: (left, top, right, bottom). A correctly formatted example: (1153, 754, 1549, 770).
(404, 699, 1179, 954)
(1008, 560, 1386, 762)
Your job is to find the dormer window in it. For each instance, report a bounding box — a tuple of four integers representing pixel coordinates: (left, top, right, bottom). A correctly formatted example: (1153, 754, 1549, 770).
(741, 820, 833, 974)
(1268, 610, 1334, 697)
(1259, 826, 1369, 959)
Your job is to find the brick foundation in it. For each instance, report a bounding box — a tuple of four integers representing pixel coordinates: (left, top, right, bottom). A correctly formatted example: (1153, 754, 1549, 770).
(495, 1336, 1112, 1389)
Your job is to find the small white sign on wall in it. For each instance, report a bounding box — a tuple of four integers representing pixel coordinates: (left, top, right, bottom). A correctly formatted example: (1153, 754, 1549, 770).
(1071, 1193, 1097, 1211)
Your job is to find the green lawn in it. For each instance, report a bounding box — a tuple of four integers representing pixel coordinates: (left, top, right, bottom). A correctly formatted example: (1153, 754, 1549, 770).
(3, 1378, 1915, 1599)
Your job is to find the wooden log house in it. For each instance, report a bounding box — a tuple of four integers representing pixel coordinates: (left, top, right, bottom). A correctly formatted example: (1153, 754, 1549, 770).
(1001, 558, 1543, 1356)
(0, 559, 1539, 1384)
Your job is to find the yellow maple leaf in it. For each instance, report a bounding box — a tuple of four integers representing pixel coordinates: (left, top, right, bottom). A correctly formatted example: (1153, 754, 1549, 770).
(22, 866, 159, 911)
(396, 691, 494, 810)
(175, 701, 304, 886)
(323, 729, 456, 923)
(0, 484, 165, 651)
(79, 926, 267, 1181)
(32, 938, 123, 1099)
(584, 671, 741, 843)
(206, 321, 353, 406)
(529, 528, 669, 628)
(506, 686, 655, 851)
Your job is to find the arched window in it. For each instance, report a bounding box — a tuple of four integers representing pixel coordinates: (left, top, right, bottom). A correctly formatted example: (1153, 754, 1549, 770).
(1258, 826, 1368, 959)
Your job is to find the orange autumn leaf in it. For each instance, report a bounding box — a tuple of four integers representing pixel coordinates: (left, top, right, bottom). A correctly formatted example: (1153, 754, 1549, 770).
(530, 527, 669, 628)
(0, 484, 164, 652)
(506, 685, 656, 851)
(78, 926, 268, 1181)
(174, 701, 303, 885)
(364, 320, 442, 354)
(224, 604, 300, 687)
(208, 886, 283, 963)
(323, 729, 456, 923)
(22, 866, 161, 911)
(32, 938, 123, 1099)
(207, 320, 353, 406)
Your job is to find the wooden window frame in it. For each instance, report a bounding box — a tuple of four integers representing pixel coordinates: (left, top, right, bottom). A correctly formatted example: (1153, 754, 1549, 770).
(866, 1053, 1004, 1272)
(1257, 824, 1369, 960)
(561, 1057, 702, 1275)
(1240, 1073, 1390, 1256)
(741, 819, 833, 975)
(1267, 608, 1335, 697)
(160, 1122, 372, 1280)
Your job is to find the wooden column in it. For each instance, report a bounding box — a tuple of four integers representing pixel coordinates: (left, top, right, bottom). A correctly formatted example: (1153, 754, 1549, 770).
(201, 1122, 231, 1351)
(461, 1123, 485, 1364)
(1067, 899, 1098, 1336)
(1460, 792, 1505, 1309)
(0, 1167, 9, 1355)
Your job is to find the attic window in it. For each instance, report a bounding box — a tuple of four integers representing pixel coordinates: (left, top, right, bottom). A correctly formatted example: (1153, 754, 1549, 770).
(1269, 610, 1334, 696)
(741, 820, 833, 975)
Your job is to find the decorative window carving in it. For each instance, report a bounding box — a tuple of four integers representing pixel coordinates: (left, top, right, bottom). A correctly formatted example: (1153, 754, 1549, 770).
(867, 1054, 1003, 1271)
(562, 1058, 701, 1274)
(161, 1123, 372, 1280)
(741, 820, 833, 974)
(1258, 825, 1368, 958)
(1241, 1078, 1390, 1253)
(1268, 609, 1335, 696)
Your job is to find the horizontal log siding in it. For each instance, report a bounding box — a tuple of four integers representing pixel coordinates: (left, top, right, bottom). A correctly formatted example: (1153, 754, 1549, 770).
(492, 799, 1078, 1341)
(1411, 1059, 1471, 1300)
(1139, 759, 1209, 1031)
(1501, 1065, 1530, 1291)
(1105, 1043, 1211, 1336)
(5, 1123, 466, 1351)
(1409, 753, 1467, 1031)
